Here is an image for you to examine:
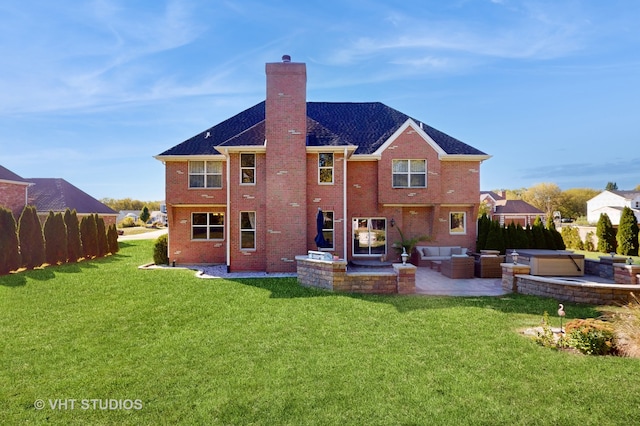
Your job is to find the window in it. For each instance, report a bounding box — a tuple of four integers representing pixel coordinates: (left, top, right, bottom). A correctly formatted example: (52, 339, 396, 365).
(319, 153, 333, 184)
(192, 213, 224, 240)
(352, 218, 386, 256)
(450, 212, 466, 235)
(392, 159, 426, 188)
(189, 161, 222, 188)
(240, 211, 256, 250)
(240, 154, 255, 184)
(319, 211, 334, 250)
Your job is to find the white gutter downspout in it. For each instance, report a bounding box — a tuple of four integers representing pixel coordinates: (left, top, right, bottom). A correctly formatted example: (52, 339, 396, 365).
(226, 154, 231, 272)
(343, 147, 348, 261)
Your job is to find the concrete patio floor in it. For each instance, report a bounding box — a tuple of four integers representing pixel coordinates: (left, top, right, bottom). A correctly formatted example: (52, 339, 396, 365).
(414, 266, 508, 296)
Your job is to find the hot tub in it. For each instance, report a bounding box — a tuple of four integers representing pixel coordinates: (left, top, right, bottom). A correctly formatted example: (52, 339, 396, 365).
(507, 249, 584, 276)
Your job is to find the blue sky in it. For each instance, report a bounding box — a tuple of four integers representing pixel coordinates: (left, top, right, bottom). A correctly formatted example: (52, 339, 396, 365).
(2, 0, 639, 201)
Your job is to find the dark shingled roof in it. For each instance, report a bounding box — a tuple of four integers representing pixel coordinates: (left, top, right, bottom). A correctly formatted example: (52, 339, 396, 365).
(0, 164, 30, 183)
(158, 101, 487, 157)
(494, 199, 544, 215)
(26, 178, 117, 215)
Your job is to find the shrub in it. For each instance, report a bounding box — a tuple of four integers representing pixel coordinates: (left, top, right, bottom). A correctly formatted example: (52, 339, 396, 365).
(44, 211, 68, 265)
(64, 209, 83, 262)
(95, 215, 108, 258)
(0, 207, 21, 274)
(596, 213, 617, 254)
(565, 318, 616, 355)
(616, 206, 639, 256)
(107, 224, 120, 254)
(584, 231, 595, 252)
(606, 293, 640, 358)
(153, 234, 169, 265)
(18, 205, 45, 269)
(80, 215, 98, 258)
(119, 217, 137, 228)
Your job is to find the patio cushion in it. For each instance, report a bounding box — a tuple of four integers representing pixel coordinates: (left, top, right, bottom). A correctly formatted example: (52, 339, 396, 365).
(439, 247, 452, 256)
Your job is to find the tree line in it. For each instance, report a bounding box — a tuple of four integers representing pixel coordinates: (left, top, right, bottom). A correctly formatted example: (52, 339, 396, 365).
(0, 206, 119, 275)
(476, 214, 565, 254)
(489, 181, 640, 223)
(562, 208, 639, 256)
(100, 198, 161, 212)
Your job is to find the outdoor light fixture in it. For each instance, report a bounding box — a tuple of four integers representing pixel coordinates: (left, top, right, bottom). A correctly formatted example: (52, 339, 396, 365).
(401, 247, 409, 265)
(627, 257, 634, 265)
(511, 250, 519, 265)
(390, 218, 395, 227)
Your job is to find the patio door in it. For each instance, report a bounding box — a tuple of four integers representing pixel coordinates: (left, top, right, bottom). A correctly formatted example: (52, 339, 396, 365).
(352, 218, 386, 256)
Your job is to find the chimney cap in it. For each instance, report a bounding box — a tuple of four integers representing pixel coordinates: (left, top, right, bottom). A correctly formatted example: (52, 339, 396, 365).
(282, 54, 291, 63)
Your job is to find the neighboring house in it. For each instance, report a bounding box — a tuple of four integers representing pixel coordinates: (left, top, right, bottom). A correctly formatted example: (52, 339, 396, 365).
(480, 191, 545, 227)
(587, 190, 640, 226)
(148, 210, 167, 225)
(117, 210, 140, 223)
(26, 178, 117, 225)
(0, 164, 32, 218)
(155, 56, 491, 272)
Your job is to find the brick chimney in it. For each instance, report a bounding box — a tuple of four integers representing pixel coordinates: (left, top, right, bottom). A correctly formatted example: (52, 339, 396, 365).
(264, 55, 308, 272)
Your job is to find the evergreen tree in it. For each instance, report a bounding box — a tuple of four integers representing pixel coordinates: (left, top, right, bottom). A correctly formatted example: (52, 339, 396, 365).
(616, 206, 639, 256)
(96, 215, 108, 258)
(44, 211, 68, 265)
(64, 209, 82, 262)
(513, 223, 529, 249)
(107, 224, 120, 254)
(485, 220, 505, 254)
(531, 217, 546, 249)
(80, 214, 98, 258)
(476, 213, 491, 252)
(0, 207, 21, 274)
(18, 205, 45, 269)
(139, 206, 151, 225)
(605, 182, 618, 191)
(596, 213, 617, 253)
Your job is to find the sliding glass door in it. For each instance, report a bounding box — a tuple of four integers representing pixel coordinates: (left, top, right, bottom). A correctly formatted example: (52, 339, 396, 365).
(352, 218, 386, 256)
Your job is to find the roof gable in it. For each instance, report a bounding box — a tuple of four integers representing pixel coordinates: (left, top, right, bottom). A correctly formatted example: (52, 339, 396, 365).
(157, 101, 488, 158)
(26, 178, 116, 215)
(0, 164, 30, 184)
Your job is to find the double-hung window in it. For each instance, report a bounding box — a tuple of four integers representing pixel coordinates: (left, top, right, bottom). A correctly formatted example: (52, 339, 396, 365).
(240, 154, 255, 184)
(318, 153, 333, 184)
(189, 161, 222, 188)
(392, 159, 426, 188)
(240, 211, 256, 250)
(192, 213, 224, 240)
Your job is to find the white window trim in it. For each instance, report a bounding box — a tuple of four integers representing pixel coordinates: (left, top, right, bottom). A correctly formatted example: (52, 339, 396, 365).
(240, 153, 256, 186)
(392, 159, 427, 188)
(318, 153, 334, 185)
(188, 160, 223, 189)
(449, 211, 467, 235)
(191, 212, 224, 241)
(352, 217, 387, 257)
(319, 210, 334, 251)
(240, 211, 256, 251)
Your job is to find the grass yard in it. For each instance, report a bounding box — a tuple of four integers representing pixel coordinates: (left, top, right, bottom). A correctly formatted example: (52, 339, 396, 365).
(1, 240, 639, 425)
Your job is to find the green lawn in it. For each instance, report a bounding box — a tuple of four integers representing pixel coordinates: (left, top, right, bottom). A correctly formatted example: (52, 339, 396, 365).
(1, 240, 638, 425)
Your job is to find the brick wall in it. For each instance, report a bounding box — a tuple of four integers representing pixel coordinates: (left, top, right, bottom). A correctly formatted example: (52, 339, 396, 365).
(0, 181, 28, 218)
(296, 256, 416, 294)
(265, 59, 308, 272)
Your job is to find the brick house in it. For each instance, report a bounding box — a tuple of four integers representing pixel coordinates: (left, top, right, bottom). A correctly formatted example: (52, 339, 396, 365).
(0, 164, 32, 218)
(0, 165, 117, 225)
(155, 56, 490, 272)
(480, 191, 545, 226)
